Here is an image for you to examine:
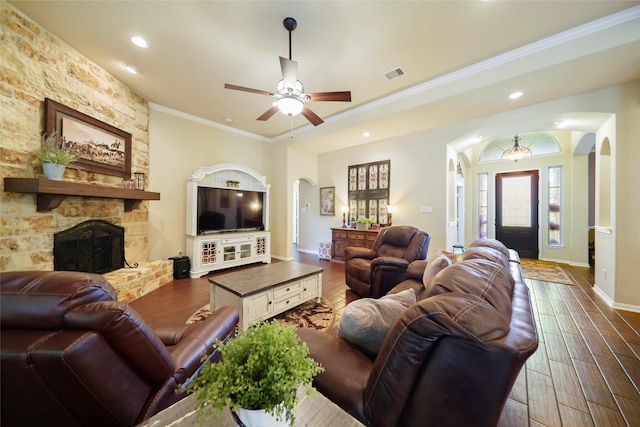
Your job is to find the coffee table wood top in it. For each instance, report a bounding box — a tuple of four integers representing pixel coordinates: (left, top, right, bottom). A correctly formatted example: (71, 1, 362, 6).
(208, 262, 323, 297)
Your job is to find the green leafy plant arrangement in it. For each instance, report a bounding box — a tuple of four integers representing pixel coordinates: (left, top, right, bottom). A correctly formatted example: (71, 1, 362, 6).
(355, 217, 373, 224)
(186, 320, 324, 426)
(33, 132, 77, 165)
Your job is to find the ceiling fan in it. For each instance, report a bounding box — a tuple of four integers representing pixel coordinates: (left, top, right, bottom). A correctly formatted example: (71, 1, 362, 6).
(224, 17, 351, 126)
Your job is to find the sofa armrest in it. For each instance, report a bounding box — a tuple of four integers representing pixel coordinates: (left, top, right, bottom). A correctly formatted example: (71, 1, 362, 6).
(296, 328, 372, 425)
(371, 256, 409, 271)
(370, 257, 410, 297)
(406, 260, 428, 281)
(344, 247, 376, 261)
(167, 306, 239, 385)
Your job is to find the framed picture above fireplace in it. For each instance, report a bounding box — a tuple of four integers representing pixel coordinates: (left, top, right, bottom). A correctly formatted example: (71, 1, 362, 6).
(44, 98, 132, 178)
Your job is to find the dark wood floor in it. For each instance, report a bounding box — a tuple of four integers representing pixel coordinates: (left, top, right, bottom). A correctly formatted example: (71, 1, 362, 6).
(130, 252, 640, 427)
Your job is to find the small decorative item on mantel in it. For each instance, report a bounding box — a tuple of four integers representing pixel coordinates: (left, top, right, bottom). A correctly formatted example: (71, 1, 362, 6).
(33, 131, 77, 181)
(134, 172, 147, 191)
(185, 320, 323, 427)
(226, 180, 240, 188)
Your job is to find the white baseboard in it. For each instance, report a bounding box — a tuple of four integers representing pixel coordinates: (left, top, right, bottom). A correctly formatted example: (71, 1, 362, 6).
(593, 284, 640, 313)
(297, 248, 317, 255)
(612, 302, 640, 313)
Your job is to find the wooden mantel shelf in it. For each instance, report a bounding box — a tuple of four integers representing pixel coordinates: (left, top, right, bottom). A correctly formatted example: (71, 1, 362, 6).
(3, 177, 160, 212)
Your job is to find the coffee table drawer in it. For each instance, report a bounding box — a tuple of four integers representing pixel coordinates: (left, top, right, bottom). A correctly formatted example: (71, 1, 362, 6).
(273, 292, 302, 313)
(273, 281, 302, 300)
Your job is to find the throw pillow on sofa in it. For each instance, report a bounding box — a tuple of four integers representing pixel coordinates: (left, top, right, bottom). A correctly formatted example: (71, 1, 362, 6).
(422, 252, 452, 288)
(338, 288, 416, 355)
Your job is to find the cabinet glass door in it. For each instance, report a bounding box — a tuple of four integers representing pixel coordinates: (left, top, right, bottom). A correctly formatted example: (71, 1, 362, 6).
(223, 245, 236, 262)
(239, 243, 252, 259)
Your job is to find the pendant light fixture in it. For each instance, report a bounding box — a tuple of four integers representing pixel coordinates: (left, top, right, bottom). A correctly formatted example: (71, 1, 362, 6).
(502, 134, 532, 162)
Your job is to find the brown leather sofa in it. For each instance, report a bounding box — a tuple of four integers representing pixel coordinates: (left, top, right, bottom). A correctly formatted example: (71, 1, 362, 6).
(0, 271, 239, 427)
(344, 225, 430, 298)
(298, 239, 538, 427)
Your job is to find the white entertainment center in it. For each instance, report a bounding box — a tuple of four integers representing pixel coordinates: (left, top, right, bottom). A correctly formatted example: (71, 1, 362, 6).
(185, 164, 271, 278)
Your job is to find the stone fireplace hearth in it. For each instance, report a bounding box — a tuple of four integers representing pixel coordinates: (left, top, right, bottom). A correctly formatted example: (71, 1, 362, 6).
(53, 219, 172, 302)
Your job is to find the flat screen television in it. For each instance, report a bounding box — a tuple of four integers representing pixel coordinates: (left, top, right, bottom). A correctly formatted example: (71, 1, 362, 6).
(197, 186, 265, 234)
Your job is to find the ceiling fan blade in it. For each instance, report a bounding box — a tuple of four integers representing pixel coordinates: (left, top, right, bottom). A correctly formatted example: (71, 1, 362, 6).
(301, 105, 324, 126)
(279, 57, 298, 90)
(224, 83, 273, 96)
(307, 91, 352, 102)
(257, 106, 279, 121)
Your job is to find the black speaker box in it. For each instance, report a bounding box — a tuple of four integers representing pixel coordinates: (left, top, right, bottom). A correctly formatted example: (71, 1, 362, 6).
(169, 256, 190, 280)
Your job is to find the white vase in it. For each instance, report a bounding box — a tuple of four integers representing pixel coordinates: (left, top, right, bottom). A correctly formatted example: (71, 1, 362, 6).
(236, 407, 288, 427)
(42, 161, 66, 180)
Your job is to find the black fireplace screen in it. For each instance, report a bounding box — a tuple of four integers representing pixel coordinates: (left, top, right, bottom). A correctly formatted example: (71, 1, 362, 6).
(54, 220, 124, 274)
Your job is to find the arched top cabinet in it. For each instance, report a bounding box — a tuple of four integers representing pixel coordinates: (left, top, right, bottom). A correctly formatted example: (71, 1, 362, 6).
(185, 164, 271, 278)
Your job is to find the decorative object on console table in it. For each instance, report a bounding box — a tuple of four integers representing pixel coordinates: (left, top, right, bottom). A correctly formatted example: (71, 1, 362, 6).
(355, 217, 373, 230)
(33, 131, 77, 181)
(185, 320, 323, 427)
(44, 98, 132, 178)
(341, 206, 348, 228)
(387, 205, 394, 226)
(319, 187, 335, 216)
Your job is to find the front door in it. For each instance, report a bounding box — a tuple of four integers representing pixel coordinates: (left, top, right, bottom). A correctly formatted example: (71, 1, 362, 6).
(495, 170, 539, 259)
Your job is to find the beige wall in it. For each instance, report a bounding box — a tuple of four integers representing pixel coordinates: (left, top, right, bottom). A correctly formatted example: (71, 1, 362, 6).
(468, 131, 581, 263)
(147, 107, 273, 261)
(298, 132, 448, 260)
(0, 3, 150, 271)
(612, 83, 639, 309)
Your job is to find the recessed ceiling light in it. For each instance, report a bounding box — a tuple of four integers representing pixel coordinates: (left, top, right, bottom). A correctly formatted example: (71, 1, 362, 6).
(131, 36, 148, 48)
(224, 118, 233, 124)
(363, 132, 370, 137)
(555, 121, 568, 128)
(123, 64, 138, 74)
(509, 91, 523, 99)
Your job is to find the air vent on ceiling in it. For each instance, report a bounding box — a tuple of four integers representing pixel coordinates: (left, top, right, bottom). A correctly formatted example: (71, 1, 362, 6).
(384, 67, 406, 81)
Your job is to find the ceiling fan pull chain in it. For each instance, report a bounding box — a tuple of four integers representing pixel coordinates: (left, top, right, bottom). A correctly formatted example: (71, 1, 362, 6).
(290, 117, 294, 139)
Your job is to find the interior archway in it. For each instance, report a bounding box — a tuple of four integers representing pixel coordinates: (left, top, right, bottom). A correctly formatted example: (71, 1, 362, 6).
(597, 138, 612, 228)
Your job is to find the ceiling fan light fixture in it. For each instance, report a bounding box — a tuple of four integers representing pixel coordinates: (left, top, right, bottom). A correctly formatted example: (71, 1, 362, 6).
(502, 134, 532, 162)
(277, 96, 303, 116)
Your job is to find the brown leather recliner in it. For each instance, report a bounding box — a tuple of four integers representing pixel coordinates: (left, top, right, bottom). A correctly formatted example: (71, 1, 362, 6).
(0, 271, 239, 427)
(344, 225, 430, 298)
(298, 241, 538, 427)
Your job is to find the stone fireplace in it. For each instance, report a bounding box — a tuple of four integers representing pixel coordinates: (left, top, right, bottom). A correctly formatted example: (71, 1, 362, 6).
(54, 220, 125, 274)
(52, 219, 172, 303)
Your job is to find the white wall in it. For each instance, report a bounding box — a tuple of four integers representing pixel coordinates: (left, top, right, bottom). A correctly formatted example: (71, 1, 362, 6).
(147, 107, 272, 261)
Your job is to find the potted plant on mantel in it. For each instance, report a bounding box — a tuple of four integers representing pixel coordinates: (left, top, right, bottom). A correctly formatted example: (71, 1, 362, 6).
(33, 131, 77, 181)
(186, 320, 323, 427)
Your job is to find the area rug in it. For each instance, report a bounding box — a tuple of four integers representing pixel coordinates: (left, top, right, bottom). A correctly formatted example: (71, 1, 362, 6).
(186, 298, 334, 331)
(520, 258, 574, 285)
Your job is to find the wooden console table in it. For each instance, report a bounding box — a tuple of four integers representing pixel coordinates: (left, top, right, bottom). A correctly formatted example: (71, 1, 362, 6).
(331, 227, 380, 261)
(3, 177, 160, 212)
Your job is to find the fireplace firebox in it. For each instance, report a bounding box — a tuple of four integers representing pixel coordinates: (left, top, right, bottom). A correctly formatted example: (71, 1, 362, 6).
(54, 220, 124, 274)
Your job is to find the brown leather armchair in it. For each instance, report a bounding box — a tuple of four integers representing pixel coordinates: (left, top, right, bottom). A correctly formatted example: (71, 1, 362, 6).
(344, 225, 430, 298)
(0, 271, 239, 427)
(298, 242, 538, 427)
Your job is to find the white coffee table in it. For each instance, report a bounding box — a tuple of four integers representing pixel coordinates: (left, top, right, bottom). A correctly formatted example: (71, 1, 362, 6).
(209, 262, 323, 330)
